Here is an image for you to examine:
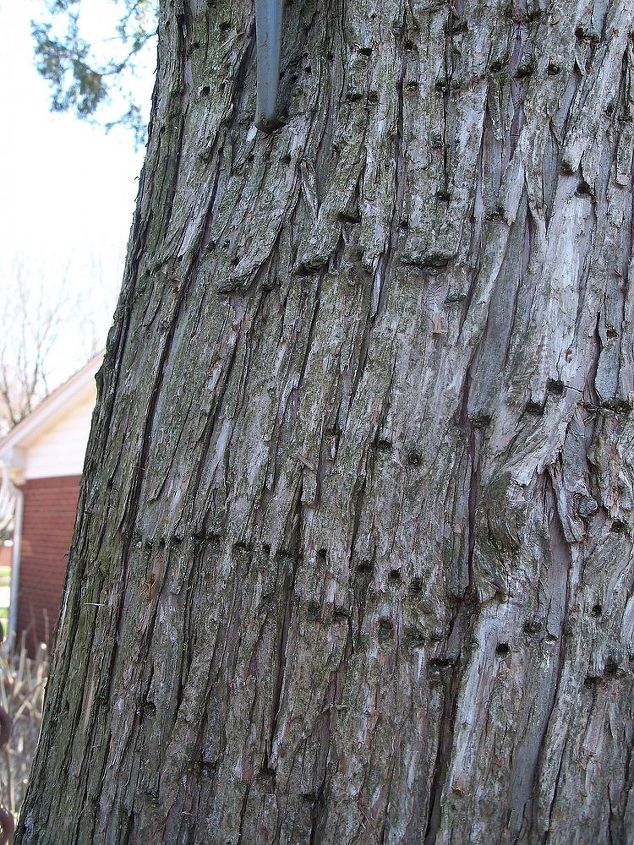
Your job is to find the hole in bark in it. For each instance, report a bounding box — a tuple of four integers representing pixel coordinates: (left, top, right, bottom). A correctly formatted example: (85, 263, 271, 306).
(591, 604, 602, 617)
(200, 762, 216, 778)
(489, 60, 503, 72)
(584, 675, 600, 687)
(317, 548, 328, 561)
(332, 606, 349, 621)
(409, 577, 423, 594)
(435, 79, 448, 93)
(200, 85, 210, 96)
(547, 63, 561, 75)
(259, 766, 276, 787)
(262, 543, 271, 555)
(429, 656, 451, 669)
(421, 251, 451, 268)
(389, 569, 402, 582)
(611, 520, 626, 533)
(368, 91, 379, 103)
(436, 189, 451, 201)
(405, 626, 426, 648)
(469, 414, 491, 428)
(575, 180, 593, 200)
(515, 62, 534, 78)
(142, 701, 156, 717)
(219, 20, 231, 31)
(357, 561, 373, 575)
(495, 643, 510, 656)
(602, 399, 631, 414)
(399, 219, 410, 230)
(358, 45, 373, 55)
(307, 600, 321, 620)
(338, 211, 362, 223)
(407, 449, 423, 466)
(546, 379, 565, 395)
(378, 618, 394, 640)
(282, 154, 292, 165)
(304, 65, 312, 74)
(606, 326, 618, 338)
(445, 290, 466, 303)
(375, 438, 393, 451)
(524, 400, 544, 415)
(604, 657, 619, 677)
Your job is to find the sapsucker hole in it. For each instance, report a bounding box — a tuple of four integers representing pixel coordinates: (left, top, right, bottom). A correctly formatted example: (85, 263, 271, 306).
(409, 577, 423, 594)
(375, 438, 393, 451)
(307, 600, 321, 620)
(591, 604, 602, 617)
(495, 643, 510, 656)
(378, 618, 394, 640)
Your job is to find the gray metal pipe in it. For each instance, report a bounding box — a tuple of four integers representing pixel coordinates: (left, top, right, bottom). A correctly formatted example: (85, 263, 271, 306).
(255, 0, 283, 131)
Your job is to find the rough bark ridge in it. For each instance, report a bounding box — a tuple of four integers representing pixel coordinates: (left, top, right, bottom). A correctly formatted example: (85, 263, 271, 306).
(17, 0, 634, 842)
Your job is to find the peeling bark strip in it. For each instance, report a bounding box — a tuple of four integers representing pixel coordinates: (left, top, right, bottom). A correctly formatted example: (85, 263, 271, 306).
(16, 0, 634, 842)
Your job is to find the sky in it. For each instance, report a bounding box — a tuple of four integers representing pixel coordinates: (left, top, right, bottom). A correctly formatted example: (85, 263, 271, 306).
(0, 0, 155, 387)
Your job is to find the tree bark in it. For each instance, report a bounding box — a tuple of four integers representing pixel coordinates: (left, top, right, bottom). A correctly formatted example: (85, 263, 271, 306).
(16, 0, 634, 842)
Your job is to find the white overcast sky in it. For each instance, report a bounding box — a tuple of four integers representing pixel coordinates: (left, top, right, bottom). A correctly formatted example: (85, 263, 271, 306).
(0, 0, 155, 386)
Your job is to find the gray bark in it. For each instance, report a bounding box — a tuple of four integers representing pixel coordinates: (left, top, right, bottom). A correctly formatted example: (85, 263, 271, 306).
(16, 0, 634, 842)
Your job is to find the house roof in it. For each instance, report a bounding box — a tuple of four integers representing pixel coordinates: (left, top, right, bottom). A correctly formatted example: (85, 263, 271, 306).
(0, 351, 104, 459)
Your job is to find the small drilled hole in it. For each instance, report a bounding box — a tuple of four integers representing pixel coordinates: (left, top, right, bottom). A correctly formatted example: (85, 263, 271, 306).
(409, 577, 423, 594)
(378, 618, 394, 640)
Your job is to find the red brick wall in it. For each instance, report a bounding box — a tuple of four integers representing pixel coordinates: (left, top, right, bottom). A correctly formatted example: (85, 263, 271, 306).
(17, 476, 81, 652)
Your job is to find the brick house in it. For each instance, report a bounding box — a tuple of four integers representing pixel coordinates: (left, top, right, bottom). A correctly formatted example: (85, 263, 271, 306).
(0, 353, 102, 651)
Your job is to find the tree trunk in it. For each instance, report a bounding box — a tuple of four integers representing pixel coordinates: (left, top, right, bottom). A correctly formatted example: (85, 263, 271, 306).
(16, 0, 634, 842)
